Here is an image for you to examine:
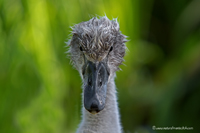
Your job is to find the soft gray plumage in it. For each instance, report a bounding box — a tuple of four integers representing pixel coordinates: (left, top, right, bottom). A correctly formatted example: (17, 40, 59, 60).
(67, 16, 127, 133)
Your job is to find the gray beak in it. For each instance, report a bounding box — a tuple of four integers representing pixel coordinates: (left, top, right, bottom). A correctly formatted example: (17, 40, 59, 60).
(83, 61, 109, 114)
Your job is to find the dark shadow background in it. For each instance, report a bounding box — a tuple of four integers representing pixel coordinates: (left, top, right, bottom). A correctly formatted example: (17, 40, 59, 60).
(0, 0, 200, 133)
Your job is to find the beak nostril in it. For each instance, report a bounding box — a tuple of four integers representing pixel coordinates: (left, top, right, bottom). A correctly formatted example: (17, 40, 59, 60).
(88, 78, 92, 86)
(99, 81, 102, 86)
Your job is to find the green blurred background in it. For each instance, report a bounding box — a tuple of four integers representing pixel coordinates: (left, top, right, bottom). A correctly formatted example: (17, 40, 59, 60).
(0, 0, 200, 133)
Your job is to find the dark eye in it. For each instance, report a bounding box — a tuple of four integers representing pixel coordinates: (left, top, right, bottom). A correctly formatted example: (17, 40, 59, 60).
(80, 46, 83, 51)
(109, 46, 113, 52)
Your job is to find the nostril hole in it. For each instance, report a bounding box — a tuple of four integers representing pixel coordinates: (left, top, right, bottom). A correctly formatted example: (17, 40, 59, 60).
(99, 81, 102, 86)
(88, 78, 92, 86)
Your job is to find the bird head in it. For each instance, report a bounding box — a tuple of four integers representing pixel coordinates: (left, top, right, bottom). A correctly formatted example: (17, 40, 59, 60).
(68, 16, 127, 114)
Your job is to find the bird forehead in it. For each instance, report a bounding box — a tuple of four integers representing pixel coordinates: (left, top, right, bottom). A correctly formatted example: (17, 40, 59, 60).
(79, 35, 112, 62)
(73, 16, 118, 52)
(84, 49, 108, 62)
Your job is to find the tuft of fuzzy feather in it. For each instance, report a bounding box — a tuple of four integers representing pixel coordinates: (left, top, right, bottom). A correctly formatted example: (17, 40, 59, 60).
(68, 15, 128, 73)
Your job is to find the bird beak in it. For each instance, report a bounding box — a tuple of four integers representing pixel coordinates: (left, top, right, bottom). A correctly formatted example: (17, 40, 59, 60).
(83, 61, 109, 114)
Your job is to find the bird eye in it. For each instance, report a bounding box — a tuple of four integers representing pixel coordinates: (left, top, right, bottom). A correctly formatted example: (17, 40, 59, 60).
(80, 46, 83, 51)
(109, 46, 113, 52)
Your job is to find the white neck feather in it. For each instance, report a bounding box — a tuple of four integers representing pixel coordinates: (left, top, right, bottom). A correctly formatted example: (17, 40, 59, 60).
(76, 78, 122, 133)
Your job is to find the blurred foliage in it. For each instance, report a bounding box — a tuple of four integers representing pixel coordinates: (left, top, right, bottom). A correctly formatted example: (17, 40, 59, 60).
(0, 0, 200, 133)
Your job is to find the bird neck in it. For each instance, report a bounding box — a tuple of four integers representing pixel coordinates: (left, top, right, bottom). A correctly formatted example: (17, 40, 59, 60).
(77, 78, 122, 133)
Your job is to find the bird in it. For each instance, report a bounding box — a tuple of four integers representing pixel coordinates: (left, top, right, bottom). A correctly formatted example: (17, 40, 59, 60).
(67, 16, 127, 133)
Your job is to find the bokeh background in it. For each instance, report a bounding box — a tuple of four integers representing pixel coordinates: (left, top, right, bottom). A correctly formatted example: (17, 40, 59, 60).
(0, 0, 200, 133)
